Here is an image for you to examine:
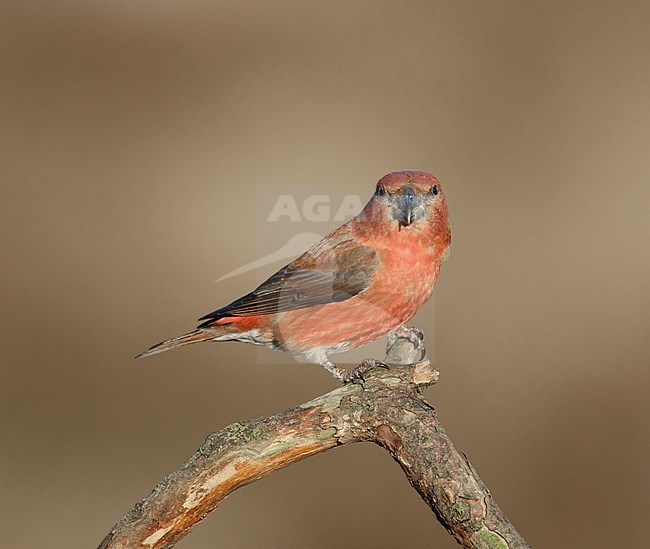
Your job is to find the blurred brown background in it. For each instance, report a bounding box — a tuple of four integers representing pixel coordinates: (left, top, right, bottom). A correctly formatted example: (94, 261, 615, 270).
(1, 1, 649, 548)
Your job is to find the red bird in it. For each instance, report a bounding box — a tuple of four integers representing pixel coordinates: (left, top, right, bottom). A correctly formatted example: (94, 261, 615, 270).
(137, 171, 451, 382)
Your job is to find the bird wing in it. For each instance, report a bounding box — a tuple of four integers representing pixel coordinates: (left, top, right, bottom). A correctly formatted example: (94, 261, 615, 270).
(198, 235, 378, 324)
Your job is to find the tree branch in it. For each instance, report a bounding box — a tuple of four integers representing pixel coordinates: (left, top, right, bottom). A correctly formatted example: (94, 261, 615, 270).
(100, 328, 530, 549)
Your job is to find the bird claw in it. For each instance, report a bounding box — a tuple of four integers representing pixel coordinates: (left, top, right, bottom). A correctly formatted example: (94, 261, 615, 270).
(342, 358, 389, 384)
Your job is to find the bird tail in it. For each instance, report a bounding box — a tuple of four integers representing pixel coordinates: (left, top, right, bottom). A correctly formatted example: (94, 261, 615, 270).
(135, 329, 216, 359)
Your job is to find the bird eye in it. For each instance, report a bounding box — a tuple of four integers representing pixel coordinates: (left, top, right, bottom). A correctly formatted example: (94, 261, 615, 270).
(376, 185, 386, 196)
(430, 185, 438, 196)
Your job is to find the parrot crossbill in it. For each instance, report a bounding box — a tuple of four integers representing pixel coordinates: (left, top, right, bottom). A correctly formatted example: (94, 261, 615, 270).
(137, 171, 451, 382)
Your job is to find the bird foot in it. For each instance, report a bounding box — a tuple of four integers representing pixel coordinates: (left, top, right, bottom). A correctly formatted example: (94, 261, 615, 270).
(387, 325, 426, 361)
(342, 358, 389, 384)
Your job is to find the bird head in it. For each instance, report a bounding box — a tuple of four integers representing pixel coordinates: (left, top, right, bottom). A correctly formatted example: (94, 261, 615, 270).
(361, 171, 448, 232)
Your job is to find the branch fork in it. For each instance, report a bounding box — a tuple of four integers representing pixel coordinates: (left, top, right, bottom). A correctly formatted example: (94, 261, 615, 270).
(100, 327, 529, 549)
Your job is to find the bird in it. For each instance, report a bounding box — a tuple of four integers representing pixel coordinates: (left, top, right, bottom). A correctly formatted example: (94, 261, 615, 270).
(136, 170, 451, 382)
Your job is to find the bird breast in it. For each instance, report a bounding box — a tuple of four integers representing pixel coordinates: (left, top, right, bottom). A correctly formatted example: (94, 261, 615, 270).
(272, 227, 443, 355)
(368, 234, 440, 322)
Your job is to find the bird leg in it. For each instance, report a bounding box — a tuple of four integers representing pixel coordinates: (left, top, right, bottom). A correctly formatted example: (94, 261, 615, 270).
(320, 358, 389, 383)
(319, 326, 425, 383)
(320, 360, 349, 382)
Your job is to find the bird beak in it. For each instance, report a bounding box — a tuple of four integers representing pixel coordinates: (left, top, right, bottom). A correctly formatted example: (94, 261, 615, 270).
(394, 187, 422, 226)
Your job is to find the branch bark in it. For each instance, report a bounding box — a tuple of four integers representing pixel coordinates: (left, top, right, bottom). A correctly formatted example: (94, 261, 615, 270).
(100, 328, 530, 549)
